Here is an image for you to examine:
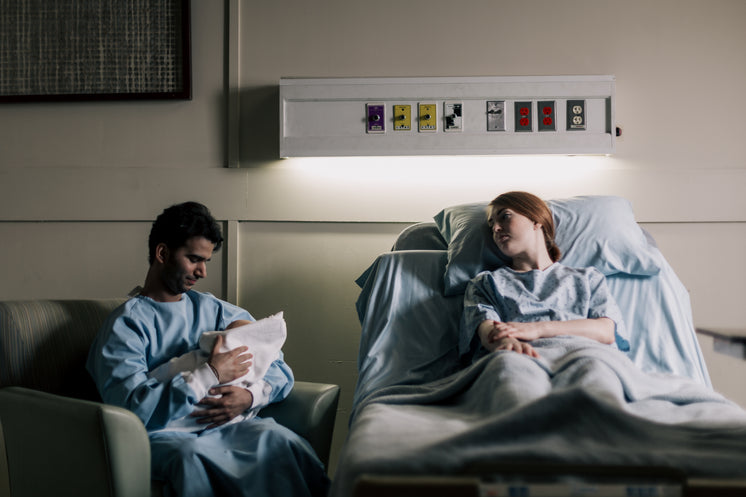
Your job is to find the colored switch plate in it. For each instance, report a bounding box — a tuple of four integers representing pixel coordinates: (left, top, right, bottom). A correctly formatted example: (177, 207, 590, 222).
(443, 101, 463, 132)
(418, 103, 437, 132)
(393, 104, 411, 131)
(537, 100, 556, 131)
(514, 101, 532, 132)
(366, 102, 385, 133)
(567, 99, 586, 130)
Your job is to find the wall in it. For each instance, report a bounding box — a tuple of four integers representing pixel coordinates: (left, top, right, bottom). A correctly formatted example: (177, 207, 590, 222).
(1, 0, 745, 475)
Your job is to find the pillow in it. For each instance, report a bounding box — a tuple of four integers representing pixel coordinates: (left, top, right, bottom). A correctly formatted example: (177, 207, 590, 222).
(434, 203, 511, 296)
(390, 222, 448, 251)
(548, 196, 662, 277)
(434, 195, 662, 296)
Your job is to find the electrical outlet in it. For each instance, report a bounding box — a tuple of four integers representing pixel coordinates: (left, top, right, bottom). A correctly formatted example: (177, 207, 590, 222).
(514, 101, 532, 132)
(537, 100, 555, 131)
(444, 101, 463, 132)
(566, 99, 586, 131)
(393, 105, 411, 131)
(486, 100, 505, 131)
(366, 103, 385, 133)
(418, 103, 437, 132)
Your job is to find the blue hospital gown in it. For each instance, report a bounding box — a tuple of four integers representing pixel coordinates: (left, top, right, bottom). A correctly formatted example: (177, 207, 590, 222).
(460, 263, 629, 363)
(86, 290, 329, 497)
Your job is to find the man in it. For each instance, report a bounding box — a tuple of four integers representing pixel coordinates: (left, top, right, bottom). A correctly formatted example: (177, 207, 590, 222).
(87, 201, 329, 497)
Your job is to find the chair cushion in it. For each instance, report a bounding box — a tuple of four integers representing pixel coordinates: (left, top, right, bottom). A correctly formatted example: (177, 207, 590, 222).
(0, 299, 125, 400)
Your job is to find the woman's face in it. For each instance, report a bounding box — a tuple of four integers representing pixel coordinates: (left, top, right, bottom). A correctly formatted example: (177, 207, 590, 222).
(487, 206, 542, 259)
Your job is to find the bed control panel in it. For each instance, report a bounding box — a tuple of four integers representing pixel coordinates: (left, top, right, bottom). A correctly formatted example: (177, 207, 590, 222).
(280, 76, 615, 157)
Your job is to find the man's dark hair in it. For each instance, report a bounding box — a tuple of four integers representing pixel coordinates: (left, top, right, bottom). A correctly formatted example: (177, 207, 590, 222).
(148, 202, 223, 264)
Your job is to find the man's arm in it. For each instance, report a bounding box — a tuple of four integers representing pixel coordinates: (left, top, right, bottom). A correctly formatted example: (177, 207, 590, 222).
(87, 315, 208, 431)
(191, 350, 294, 428)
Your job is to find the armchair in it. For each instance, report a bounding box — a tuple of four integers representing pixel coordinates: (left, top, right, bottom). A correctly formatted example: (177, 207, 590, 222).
(0, 299, 339, 497)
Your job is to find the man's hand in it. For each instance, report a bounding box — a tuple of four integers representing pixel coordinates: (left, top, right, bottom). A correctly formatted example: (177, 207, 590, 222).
(208, 335, 253, 383)
(191, 386, 254, 429)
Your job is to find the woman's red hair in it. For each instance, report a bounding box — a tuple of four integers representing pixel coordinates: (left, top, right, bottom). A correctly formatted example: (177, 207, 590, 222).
(489, 191, 561, 262)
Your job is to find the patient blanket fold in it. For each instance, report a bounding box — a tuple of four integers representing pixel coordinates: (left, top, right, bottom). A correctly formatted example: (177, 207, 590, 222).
(331, 336, 746, 497)
(149, 312, 287, 431)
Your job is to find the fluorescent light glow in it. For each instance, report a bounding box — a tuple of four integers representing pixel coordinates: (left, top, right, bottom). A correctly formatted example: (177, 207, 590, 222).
(280, 155, 613, 192)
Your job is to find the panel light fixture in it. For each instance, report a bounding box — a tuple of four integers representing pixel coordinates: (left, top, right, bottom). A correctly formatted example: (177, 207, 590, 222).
(279, 76, 615, 158)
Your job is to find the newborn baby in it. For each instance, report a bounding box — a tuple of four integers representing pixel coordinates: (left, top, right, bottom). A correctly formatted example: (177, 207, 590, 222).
(148, 312, 287, 431)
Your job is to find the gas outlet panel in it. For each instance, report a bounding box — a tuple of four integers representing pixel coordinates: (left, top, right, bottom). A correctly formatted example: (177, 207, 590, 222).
(366, 102, 385, 133)
(393, 105, 411, 131)
(280, 76, 615, 157)
(418, 103, 437, 132)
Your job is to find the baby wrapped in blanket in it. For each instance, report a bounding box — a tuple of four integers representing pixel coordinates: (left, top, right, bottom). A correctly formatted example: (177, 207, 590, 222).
(148, 312, 287, 432)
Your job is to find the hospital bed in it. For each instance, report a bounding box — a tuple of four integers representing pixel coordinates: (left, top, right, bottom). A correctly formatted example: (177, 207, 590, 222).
(331, 196, 746, 497)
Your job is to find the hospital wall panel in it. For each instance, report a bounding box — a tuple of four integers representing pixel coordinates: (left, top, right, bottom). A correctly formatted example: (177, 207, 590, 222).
(0, 222, 149, 300)
(644, 222, 746, 329)
(235, 221, 408, 475)
(0, 222, 225, 301)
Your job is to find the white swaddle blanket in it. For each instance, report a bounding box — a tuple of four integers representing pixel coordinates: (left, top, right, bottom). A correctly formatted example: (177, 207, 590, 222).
(149, 312, 287, 431)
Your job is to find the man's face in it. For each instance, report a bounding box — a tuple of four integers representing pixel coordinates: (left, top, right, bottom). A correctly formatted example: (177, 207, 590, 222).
(160, 236, 215, 296)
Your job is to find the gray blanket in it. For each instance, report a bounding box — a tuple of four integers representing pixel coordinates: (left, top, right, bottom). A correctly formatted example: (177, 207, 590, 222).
(331, 337, 746, 497)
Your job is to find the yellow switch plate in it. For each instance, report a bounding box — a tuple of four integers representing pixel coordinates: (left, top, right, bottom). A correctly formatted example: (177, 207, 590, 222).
(418, 103, 437, 132)
(393, 105, 411, 130)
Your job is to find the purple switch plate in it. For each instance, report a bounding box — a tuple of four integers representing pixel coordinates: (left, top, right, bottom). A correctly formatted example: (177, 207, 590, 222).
(366, 103, 385, 133)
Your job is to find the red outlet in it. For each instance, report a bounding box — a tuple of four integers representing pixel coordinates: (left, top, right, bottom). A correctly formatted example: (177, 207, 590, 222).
(537, 100, 556, 131)
(514, 101, 532, 132)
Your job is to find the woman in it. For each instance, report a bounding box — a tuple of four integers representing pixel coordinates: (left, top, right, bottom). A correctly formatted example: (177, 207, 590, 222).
(460, 191, 625, 362)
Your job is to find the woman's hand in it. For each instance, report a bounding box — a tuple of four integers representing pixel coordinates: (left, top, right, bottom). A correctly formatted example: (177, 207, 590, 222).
(477, 317, 615, 357)
(494, 318, 616, 345)
(491, 336, 539, 357)
(492, 321, 543, 341)
(477, 320, 539, 357)
(208, 335, 253, 384)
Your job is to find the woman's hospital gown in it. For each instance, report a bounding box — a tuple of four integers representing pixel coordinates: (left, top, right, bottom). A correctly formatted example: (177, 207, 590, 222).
(460, 262, 630, 362)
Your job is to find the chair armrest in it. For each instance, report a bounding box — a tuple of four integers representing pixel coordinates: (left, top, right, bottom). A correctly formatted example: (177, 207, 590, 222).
(0, 386, 151, 497)
(259, 381, 340, 469)
(0, 417, 9, 497)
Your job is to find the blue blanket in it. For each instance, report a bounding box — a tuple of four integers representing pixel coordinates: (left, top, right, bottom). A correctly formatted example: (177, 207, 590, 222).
(332, 337, 746, 497)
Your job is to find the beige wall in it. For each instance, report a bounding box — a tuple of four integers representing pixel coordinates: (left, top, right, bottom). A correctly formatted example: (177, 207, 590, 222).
(1, 0, 746, 474)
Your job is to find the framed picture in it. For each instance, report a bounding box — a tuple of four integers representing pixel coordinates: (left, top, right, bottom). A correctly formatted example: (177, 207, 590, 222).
(0, 0, 191, 102)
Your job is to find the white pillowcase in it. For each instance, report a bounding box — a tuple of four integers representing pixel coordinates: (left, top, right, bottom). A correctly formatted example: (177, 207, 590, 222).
(434, 195, 662, 296)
